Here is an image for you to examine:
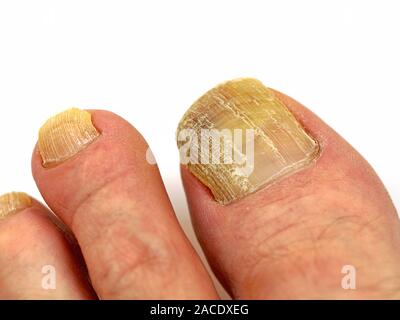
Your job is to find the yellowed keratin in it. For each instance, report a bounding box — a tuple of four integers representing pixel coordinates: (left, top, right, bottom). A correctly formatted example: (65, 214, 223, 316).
(38, 108, 100, 168)
(177, 78, 320, 204)
(0, 192, 32, 219)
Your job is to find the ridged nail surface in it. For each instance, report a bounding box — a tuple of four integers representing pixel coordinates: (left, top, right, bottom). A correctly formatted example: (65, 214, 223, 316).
(177, 78, 320, 204)
(38, 108, 100, 168)
(0, 192, 32, 219)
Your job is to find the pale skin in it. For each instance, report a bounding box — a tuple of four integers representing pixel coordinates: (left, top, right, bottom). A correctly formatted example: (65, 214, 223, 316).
(0, 91, 399, 299)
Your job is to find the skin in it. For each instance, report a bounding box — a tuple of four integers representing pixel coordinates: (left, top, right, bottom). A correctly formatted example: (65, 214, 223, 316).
(0, 91, 399, 299)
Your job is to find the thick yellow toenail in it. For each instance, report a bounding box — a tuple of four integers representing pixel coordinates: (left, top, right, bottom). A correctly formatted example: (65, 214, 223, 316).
(177, 78, 320, 204)
(0, 192, 32, 219)
(38, 108, 100, 168)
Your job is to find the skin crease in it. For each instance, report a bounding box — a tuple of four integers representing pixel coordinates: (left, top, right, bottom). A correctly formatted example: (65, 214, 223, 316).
(0, 89, 398, 299)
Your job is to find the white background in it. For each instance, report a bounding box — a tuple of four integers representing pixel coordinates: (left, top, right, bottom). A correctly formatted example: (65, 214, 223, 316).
(0, 0, 399, 296)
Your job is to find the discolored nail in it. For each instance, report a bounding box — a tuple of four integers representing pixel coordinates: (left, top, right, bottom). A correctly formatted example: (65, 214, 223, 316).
(177, 78, 320, 204)
(38, 108, 100, 168)
(0, 192, 32, 220)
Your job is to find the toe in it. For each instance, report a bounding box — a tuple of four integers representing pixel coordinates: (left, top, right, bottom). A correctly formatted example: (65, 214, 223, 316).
(178, 78, 400, 299)
(0, 192, 94, 299)
(32, 109, 218, 299)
